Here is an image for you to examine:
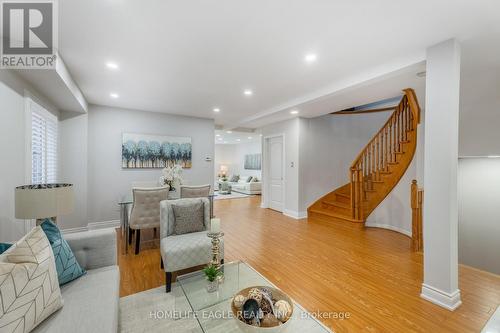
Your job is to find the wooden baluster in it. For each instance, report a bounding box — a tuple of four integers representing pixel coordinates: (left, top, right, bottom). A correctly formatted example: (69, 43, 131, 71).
(385, 126, 389, 170)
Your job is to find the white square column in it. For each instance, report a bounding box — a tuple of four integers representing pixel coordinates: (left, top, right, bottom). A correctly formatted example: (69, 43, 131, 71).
(421, 39, 462, 310)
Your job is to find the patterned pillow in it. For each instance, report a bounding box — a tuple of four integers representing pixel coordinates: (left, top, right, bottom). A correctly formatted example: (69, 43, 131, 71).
(172, 200, 205, 235)
(0, 227, 63, 332)
(0, 243, 11, 254)
(229, 175, 240, 182)
(246, 176, 253, 182)
(41, 219, 86, 285)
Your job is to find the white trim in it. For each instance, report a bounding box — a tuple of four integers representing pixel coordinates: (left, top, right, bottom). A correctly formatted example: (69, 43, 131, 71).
(283, 209, 307, 219)
(364, 223, 412, 237)
(262, 133, 286, 213)
(420, 284, 462, 311)
(61, 226, 88, 235)
(88, 220, 120, 230)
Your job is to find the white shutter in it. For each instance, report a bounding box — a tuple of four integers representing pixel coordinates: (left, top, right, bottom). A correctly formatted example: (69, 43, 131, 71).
(30, 100, 58, 184)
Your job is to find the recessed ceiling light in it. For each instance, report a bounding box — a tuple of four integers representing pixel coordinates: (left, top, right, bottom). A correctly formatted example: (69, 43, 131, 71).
(226, 131, 232, 134)
(216, 134, 220, 137)
(236, 139, 241, 142)
(259, 134, 263, 137)
(304, 53, 317, 63)
(110, 93, 119, 98)
(248, 136, 252, 139)
(243, 89, 253, 96)
(213, 108, 220, 113)
(290, 110, 299, 114)
(106, 62, 119, 70)
(223, 141, 228, 144)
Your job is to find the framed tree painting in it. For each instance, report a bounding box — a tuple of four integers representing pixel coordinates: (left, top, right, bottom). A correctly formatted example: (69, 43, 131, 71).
(122, 133, 192, 169)
(244, 153, 261, 170)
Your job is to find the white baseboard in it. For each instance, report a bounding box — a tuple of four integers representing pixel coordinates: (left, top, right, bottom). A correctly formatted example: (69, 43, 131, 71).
(88, 220, 120, 230)
(421, 283, 462, 310)
(61, 226, 89, 235)
(364, 223, 412, 237)
(260, 202, 268, 209)
(61, 220, 120, 235)
(283, 209, 308, 220)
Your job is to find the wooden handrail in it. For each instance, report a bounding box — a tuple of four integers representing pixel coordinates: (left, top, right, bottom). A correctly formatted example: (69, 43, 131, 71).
(411, 180, 423, 251)
(349, 88, 420, 220)
(331, 106, 397, 115)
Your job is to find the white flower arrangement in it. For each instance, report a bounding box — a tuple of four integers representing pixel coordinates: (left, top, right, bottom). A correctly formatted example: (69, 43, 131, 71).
(160, 164, 183, 191)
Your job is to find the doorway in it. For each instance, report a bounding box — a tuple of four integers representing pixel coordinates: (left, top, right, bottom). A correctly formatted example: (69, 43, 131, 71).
(264, 135, 284, 212)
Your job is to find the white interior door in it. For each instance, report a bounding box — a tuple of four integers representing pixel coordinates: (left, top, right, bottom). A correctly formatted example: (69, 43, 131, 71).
(268, 136, 284, 212)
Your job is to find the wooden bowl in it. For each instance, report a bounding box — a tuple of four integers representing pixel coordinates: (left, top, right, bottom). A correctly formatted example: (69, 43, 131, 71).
(230, 286, 294, 333)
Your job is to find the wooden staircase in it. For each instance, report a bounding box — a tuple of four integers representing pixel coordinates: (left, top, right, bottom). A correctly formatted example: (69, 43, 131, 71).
(308, 88, 421, 223)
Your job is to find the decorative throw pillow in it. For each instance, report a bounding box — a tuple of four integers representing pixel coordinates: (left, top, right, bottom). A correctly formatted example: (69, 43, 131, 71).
(172, 200, 205, 235)
(229, 175, 240, 182)
(41, 219, 86, 285)
(252, 177, 259, 182)
(0, 243, 12, 254)
(246, 176, 253, 182)
(0, 227, 63, 332)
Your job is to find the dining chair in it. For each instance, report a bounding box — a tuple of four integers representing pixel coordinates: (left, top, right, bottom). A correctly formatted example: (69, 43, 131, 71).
(180, 184, 211, 198)
(129, 186, 169, 254)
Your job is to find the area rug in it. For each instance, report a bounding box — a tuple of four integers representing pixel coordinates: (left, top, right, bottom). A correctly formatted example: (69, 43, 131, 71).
(213, 191, 252, 200)
(119, 284, 201, 332)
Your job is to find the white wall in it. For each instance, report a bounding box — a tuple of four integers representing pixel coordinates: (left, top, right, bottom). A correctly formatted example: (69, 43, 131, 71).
(458, 158, 500, 275)
(0, 70, 59, 241)
(214, 141, 262, 181)
(299, 112, 392, 212)
(58, 112, 88, 230)
(86, 105, 215, 225)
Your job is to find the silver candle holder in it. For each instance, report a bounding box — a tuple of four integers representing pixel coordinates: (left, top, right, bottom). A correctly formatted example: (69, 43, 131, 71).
(207, 231, 224, 281)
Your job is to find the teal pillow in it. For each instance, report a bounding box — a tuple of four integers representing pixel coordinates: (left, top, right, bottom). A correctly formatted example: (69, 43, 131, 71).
(41, 219, 86, 285)
(0, 243, 12, 254)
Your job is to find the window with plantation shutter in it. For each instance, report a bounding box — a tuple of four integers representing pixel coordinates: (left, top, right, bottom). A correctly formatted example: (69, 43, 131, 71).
(30, 99, 58, 184)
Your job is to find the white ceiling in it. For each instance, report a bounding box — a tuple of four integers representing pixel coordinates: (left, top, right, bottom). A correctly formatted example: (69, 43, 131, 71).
(215, 130, 261, 145)
(58, 0, 500, 128)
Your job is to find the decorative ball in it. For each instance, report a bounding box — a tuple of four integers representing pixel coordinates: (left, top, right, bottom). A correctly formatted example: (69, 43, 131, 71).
(247, 288, 263, 305)
(242, 298, 260, 321)
(233, 294, 246, 309)
(261, 313, 280, 328)
(260, 294, 273, 314)
(274, 300, 292, 322)
(259, 287, 273, 299)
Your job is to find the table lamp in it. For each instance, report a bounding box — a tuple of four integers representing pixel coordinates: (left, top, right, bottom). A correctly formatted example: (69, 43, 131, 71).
(219, 165, 228, 177)
(15, 183, 74, 225)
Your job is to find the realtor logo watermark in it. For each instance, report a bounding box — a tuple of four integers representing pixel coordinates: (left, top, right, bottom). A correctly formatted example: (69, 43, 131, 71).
(1, 0, 57, 68)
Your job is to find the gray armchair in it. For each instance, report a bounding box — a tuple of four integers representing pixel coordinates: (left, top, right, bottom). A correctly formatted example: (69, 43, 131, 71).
(159, 197, 224, 292)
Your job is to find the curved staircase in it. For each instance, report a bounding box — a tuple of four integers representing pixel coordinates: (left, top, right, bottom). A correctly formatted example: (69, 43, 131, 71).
(308, 88, 421, 223)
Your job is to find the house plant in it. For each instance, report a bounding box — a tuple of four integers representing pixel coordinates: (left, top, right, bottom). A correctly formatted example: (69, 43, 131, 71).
(159, 164, 183, 191)
(203, 264, 222, 292)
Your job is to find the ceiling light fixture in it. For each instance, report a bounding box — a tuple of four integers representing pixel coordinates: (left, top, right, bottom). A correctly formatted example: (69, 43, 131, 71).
(213, 108, 220, 112)
(216, 134, 220, 137)
(110, 93, 119, 98)
(305, 53, 317, 63)
(106, 62, 119, 70)
(223, 141, 228, 144)
(290, 110, 299, 114)
(248, 137, 252, 139)
(487, 155, 500, 158)
(243, 89, 253, 96)
(226, 131, 232, 134)
(236, 139, 241, 142)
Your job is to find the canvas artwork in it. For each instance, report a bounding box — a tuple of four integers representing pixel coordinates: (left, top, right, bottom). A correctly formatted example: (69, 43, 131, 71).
(244, 154, 261, 170)
(122, 133, 192, 169)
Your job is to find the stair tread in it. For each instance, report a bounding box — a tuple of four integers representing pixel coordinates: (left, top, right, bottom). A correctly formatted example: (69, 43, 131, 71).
(309, 208, 364, 223)
(335, 192, 350, 199)
(322, 200, 350, 209)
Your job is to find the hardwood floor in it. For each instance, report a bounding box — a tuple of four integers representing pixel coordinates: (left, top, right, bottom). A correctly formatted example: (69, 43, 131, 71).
(118, 196, 500, 332)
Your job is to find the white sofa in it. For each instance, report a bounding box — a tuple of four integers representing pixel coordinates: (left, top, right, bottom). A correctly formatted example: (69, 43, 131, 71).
(230, 178, 261, 195)
(33, 229, 119, 333)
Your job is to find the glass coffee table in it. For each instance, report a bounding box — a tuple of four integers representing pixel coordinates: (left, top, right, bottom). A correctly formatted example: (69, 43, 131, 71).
(177, 261, 332, 332)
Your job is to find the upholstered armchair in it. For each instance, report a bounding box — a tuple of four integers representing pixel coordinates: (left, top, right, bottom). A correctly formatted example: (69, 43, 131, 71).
(129, 187, 169, 254)
(159, 197, 224, 292)
(180, 184, 211, 198)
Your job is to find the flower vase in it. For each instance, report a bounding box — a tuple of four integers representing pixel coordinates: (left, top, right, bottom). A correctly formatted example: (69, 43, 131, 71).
(206, 280, 218, 293)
